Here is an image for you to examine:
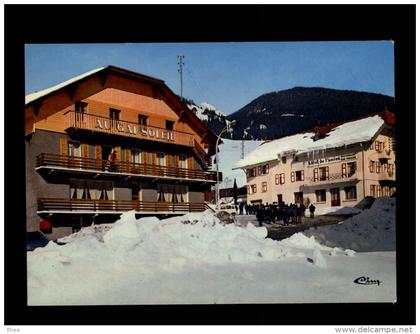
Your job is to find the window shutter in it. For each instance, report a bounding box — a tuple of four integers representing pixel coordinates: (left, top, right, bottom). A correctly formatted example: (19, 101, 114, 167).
(258, 166, 262, 175)
(142, 150, 147, 165)
(59, 138, 68, 156)
(125, 148, 131, 162)
(114, 146, 121, 161)
(82, 143, 89, 158)
(326, 166, 329, 179)
(301, 170, 304, 181)
(95, 145, 102, 160)
(188, 156, 194, 169)
(291, 171, 295, 182)
(266, 164, 269, 173)
(342, 163, 347, 177)
(314, 168, 318, 181)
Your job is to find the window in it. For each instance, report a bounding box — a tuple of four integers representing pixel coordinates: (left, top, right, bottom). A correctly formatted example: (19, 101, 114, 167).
(313, 168, 319, 181)
(295, 170, 304, 181)
(166, 120, 175, 130)
(376, 161, 381, 173)
(315, 189, 326, 202)
(130, 149, 141, 164)
(374, 140, 384, 152)
(370, 185, 376, 197)
(275, 173, 285, 185)
(383, 186, 390, 197)
(319, 166, 329, 181)
(369, 161, 375, 173)
(250, 184, 257, 194)
(261, 164, 269, 175)
(377, 185, 382, 198)
(281, 156, 287, 164)
(343, 162, 356, 177)
(109, 108, 120, 120)
(248, 168, 256, 177)
(389, 164, 395, 176)
(280, 173, 285, 184)
(178, 154, 188, 169)
(156, 152, 166, 166)
(345, 186, 357, 200)
(75, 101, 88, 113)
(138, 114, 148, 125)
(262, 182, 267, 192)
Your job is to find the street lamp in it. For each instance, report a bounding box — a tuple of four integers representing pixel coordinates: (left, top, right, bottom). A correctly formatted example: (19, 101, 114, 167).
(215, 120, 236, 210)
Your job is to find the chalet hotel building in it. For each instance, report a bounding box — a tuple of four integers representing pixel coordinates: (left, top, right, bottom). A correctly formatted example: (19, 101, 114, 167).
(25, 66, 220, 239)
(234, 111, 396, 211)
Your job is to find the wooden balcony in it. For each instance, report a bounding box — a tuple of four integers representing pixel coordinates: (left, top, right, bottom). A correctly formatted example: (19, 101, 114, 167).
(305, 172, 358, 186)
(64, 111, 195, 147)
(37, 198, 209, 214)
(36, 153, 220, 183)
(379, 171, 396, 182)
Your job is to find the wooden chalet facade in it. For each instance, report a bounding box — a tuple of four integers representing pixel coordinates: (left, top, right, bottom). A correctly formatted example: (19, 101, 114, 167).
(25, 66, 220, 239)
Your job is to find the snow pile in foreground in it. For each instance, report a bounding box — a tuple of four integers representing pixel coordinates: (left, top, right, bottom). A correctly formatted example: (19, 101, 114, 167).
(51, 210, 311, 265)
(27, 209, 396, 305)
(303, 198, 395, 252)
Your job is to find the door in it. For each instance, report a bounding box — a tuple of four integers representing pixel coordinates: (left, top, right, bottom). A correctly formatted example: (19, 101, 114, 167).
(102, 145, 113, 171)
(277, 194, 283, 205)
(330, 188, 341, 206)
(68, 141, 81, 168)
(294, 192, 303, 204)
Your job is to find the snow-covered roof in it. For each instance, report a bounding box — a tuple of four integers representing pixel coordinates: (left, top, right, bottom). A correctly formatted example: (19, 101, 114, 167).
(233, 115, 385, 169)
(25, 67, 105, 105)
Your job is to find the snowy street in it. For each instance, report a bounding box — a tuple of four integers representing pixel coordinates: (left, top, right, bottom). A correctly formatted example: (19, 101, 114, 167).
(27, 198, 396, 305)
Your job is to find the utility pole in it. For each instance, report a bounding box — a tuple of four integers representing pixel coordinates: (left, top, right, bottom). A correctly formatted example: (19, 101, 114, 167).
(178, 54, 184, 100)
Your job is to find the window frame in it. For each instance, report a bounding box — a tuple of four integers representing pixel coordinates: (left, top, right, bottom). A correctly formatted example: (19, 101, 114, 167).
(344, 186, 357, 200)
(261, 182, 267, 193)
(315, 189, 326, 203)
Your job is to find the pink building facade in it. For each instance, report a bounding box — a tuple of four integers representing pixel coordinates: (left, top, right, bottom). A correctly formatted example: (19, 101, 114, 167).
(234, 112, 395, 213)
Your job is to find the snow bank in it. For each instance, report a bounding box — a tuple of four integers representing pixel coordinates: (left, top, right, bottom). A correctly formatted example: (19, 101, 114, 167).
(234, 115, 384, 168)
(27, 209, 396, 305)
(303, 198, 395, 252)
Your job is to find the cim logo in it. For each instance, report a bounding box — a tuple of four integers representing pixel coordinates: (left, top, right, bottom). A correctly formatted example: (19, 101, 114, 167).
(354, 276, 382, 286)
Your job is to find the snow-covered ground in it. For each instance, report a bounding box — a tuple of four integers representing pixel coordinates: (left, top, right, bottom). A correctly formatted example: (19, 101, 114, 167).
(212, 138, 263, 188)
(27, 199, 396, 305)
(304, 197, 395, 252)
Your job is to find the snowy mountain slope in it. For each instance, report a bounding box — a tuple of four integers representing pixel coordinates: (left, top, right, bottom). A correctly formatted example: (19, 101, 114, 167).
(28, 210, 396, 305)
(187, 101, 232, 136)
(226, 87, 395, 140)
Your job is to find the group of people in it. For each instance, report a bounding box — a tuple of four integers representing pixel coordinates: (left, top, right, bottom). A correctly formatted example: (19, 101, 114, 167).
(234, 202, 316, 227)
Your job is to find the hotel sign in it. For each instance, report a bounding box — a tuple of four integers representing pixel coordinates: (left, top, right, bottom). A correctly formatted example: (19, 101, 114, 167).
(307, 154, 356, 166)
(95, 118, 175, 142)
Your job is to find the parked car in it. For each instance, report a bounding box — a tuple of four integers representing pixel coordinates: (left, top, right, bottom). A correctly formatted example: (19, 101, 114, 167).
(219, 203, 237, 214)
(26, 231, 50, 251)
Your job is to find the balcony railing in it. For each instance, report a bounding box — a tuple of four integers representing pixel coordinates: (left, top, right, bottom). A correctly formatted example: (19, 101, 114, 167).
(379, 171, 395, 181)
(306, 172, 358, 185)
(36, 153, 220, 182)
(38, 198, 209, 213)
(64, 111, 195, 147)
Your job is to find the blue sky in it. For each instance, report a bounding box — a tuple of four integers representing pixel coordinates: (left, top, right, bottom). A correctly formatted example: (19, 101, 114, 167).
(25, 41, 394, 115)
